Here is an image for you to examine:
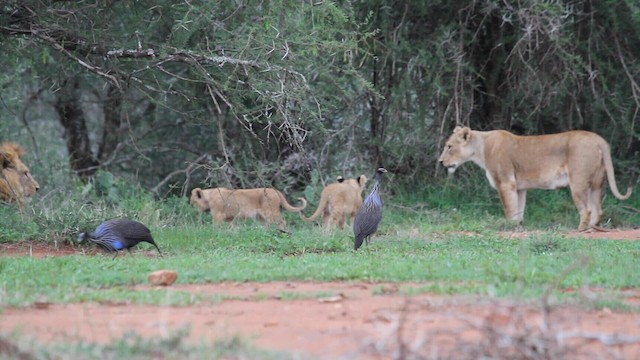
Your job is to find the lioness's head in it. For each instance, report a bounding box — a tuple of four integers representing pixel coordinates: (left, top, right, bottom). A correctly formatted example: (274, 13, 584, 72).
(189, 188, 211, 212)
(438, 126, 474, 174)
(0, 142, 40, 203)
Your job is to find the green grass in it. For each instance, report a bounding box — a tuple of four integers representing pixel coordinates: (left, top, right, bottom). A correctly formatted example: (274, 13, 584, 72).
(2, 222, 640, 307)
(1, 181, 639, 357)
(1, 180, 639, 308)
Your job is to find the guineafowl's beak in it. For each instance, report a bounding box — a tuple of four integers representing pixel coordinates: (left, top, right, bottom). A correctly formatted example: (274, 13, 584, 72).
(78, 232, 87, 242)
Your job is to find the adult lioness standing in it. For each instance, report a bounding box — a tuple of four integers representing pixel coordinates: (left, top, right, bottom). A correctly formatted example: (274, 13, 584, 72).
(438, 126, 632, 231)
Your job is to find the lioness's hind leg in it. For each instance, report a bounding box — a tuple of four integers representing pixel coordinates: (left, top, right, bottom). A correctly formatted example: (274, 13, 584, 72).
(570, 186, 591, 231)
(588, 186, 604, 227)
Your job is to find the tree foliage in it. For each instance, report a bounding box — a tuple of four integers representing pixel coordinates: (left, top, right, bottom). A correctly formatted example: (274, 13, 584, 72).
(0, 0, 637, 196)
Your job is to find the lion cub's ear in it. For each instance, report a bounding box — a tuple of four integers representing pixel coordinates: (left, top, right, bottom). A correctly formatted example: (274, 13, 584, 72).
(357, 175, 367, 188)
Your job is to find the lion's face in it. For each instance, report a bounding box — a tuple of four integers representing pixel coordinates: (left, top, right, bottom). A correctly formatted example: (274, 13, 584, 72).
(0, 142, 39, 204)
(189, 188, 211, 212)
(438, 126, 474, 174)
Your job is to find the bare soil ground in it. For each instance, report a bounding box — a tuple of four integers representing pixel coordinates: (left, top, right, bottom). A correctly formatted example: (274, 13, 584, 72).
(2, 229, 640, 359)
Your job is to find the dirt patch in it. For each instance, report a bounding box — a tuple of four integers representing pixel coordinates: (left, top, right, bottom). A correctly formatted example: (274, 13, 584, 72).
(570, 228, 640, 241)
(0, 241, 79, 258)
(2, 282, 640, 359)
(2, 231, 640, 359)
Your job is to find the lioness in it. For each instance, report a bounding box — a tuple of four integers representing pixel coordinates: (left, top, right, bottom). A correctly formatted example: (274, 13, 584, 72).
(301, 175, 368, 229)
(0, 142, 40, 207)
(190, 187, 307, 228)
(438, 126, 632, 230)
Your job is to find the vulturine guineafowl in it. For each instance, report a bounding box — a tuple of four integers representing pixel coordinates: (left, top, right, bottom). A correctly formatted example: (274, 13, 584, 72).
(79, 219, 162, 259)
(353, 167, 387, 250)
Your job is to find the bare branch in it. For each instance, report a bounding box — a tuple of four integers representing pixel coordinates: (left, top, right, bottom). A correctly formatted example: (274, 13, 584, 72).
(151, 153, 210, 196)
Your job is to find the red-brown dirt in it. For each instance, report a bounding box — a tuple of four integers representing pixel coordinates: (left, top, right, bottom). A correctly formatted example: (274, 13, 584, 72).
(2, 229, 640, 359)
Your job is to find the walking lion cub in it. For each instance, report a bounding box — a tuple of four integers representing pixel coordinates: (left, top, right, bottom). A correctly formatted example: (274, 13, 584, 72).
(300, 175, 367, 229)
(190, 187, 307, 228)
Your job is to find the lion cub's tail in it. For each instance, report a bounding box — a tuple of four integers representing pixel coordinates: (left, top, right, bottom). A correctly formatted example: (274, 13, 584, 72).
(299, 192, 330, 222)
(601, 141, 632, 200)
(277, 191, 308, 212)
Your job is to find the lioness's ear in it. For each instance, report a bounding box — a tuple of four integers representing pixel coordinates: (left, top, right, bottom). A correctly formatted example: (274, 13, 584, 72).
(195, 188, 203, 199)
(458, 127, 472, 142)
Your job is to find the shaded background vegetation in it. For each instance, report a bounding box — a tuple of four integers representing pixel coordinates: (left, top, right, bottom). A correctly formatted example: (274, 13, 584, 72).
(0, 0, 638, 229)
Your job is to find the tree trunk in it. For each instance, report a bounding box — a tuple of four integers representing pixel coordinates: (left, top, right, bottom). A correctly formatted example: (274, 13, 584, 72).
(55, 79, 98, 179)
(98, 84, 122, 162)
(369, 56, 382, 166)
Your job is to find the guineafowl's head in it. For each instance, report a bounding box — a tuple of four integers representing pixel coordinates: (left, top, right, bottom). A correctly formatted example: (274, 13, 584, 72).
(78, 232, 89, 243)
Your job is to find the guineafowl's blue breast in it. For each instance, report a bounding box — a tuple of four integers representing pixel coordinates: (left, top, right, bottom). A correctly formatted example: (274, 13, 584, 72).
(94, 221, 126, 250)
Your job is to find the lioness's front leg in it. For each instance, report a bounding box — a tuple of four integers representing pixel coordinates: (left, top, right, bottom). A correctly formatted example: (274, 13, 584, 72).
(516, 190, 527, 222)
(497, 182, 522, 223)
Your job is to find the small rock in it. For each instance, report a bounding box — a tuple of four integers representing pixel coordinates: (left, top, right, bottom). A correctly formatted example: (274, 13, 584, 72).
(148, 270, 178, 286)
(318, 293, 346, 303)
(33, 301, 50, 310)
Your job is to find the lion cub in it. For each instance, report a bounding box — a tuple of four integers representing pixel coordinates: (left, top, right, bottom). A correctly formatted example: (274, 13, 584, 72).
(301, 175, 368, 229)
(190, 187, 307, 229)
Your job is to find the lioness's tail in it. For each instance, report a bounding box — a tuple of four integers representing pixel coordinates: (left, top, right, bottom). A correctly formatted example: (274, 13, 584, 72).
(276, 191, 308, 212)
(299, 193, 330, 222)
(601, 141, 632, 200)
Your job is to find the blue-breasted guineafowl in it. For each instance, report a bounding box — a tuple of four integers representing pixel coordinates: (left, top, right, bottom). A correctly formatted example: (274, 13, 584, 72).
(79, 219, 162, 259)
(353, 167, 387, 250)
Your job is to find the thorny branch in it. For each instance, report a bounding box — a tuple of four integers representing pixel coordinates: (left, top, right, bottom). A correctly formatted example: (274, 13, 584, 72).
(151, 152, 211, 197)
